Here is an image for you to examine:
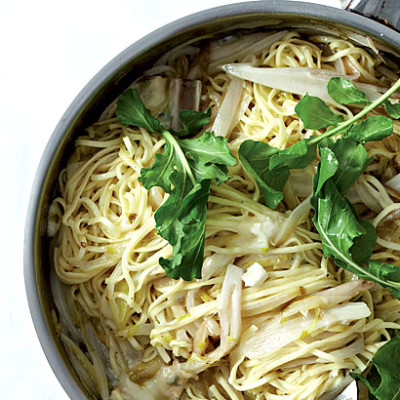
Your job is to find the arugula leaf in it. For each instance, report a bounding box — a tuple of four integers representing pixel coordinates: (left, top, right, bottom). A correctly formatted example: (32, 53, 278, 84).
(187, 160, 230, 185)
(179, 131, 236, 184)
(312, 179, 379, 285)
(347, 116, 393, 142)
(239, 78, 400, 210)
(269, 139, 317, 172)
(238, 140, 289, 208)
(327, 77, 369, 104)
(306, 77, 400, 147)
(368, 260, 400, 299)
(140, 139, 179, 194)
(117, 89, 235, 281)
(180, 131, 236, 168)
(146, 130, 233, 280)
(117, 89, 212, 139)
(117, 89, 162, 133)
(311, 148, 400, 297)
(306, 137, 371, 197)
(351, 218, 378, 266)
(152, 170, 194, 245)
(326, 138, 372, 194)
(239, 138, 317, 208)
(352, 335, 400, 400)
(313, 147, 339, 197)
(311, 178, 372, 268)
(295, 93, 344, 129)
(159, 180, 210, 280)
(384, 100, 400, 119)
(173, 108, 212, 138)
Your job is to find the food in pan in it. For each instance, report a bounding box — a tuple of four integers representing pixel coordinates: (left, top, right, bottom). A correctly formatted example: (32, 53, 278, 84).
(48, 29, 400, 400)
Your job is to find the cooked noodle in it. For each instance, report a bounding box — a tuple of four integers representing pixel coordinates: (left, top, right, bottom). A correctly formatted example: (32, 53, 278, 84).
(48, 30, 400, 400)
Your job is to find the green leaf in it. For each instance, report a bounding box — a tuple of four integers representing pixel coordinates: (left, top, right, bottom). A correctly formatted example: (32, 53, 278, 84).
(384, 100, 400, 119)
(369, 260, 400, 283)
(117, 89, 162, 133)
(352, 335, 400, 400)
(368, 260, 400, 300)
(179, 131, 236, 185)
(306, 77, 400, 147)
(159, 180, 210, 280)
(187, 160, 229, 185)
(313, 147, 338, 197)
(239, 140, 289, 209)
(327, 77, 369, 104)
(154, 171, 194, 245)
(312, 179, 368, 265)
(269, 139, 317, 172)
(311, 179, 387, 286)
(179, 131, 236, 168)
(327, 138, 372, 194)
(240, 77, 400, 213)
(140, 139, 178, 194)
(117, 90, 235, 281)
(311, 150, 400, 294)
(173, 108, 212, 138)
(239, 138, 316, 208)
(148, 129, 234, 280)
(347, 116, 393, 142)
(351, 218, 377, 266)
(295, 93, 344, 130)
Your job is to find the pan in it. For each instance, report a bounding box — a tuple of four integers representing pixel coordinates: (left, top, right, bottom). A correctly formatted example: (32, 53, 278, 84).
(24, 1, 400, 399)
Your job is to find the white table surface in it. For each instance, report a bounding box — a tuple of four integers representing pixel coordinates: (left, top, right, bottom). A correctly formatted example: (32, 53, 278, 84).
(1, 0, 337, 399)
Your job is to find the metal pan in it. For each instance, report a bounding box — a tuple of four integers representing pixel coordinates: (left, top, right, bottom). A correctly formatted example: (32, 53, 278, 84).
(24, 1, 400, 399)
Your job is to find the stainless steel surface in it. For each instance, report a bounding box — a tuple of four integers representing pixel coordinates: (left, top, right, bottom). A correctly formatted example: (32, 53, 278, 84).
(349, 0, 400, 30)
(24, 1, 400, 399)
(286, 0, 400, 30)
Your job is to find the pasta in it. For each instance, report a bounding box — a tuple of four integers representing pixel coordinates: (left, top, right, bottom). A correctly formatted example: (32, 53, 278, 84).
(48, 29, 400, 400)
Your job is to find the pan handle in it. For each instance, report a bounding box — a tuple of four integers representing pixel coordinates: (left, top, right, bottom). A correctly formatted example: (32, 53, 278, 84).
(345, 0, 400, 31)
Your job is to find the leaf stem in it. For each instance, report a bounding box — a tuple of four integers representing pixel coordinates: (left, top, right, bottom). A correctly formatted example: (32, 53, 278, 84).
(161, 130, 197, 185)
(308, 78, 400, 145)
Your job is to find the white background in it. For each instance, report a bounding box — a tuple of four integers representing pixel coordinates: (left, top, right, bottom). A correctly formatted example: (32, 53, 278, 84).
(1, 0, 339, 399)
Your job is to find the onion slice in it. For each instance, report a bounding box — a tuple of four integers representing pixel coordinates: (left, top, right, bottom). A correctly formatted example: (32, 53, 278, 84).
(211, 77, 244, 137)
(208, 31, 288, 74)
(282, 280, 374, 319)
(220, 64, 395, 103)
(221, 64, 357, 103)
(238, 302, 371, 360)
(386, 172, 400, 193)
